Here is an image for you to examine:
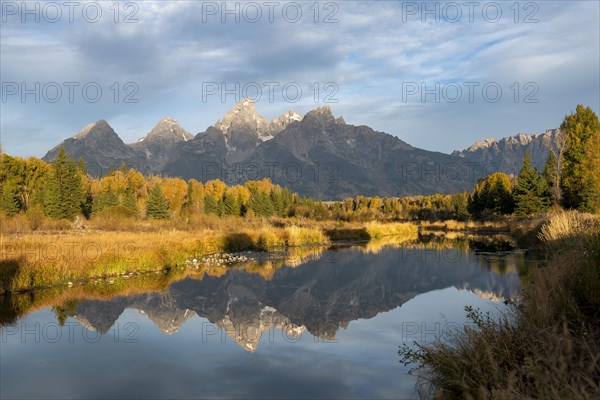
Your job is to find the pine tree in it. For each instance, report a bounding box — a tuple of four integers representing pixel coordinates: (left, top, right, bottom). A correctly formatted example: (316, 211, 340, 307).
(92, 187, 119, 214)
(270, 189, 284, 217)
(146, 185, 169, 219)
(77, 157, 93, 217)
(237, 193, 247, 216)
(43, 175, 62, 218)
(452, 192, 470, 220)
(122, 191, 138, 212)
(0, 182, 20, 216)
(263, 191, 275, 217)
(63, 154, 84, 218)
(281, 188, 293, 217)
(203, 193, 219, 215)
(43, 148, 84, 219)
(221, 191, 240, 216)
(248, 191, 263, 216)
(542, 150, 560, 206)
(513, 152, 549, 216)
(468, 172, 514, 217)
(581, 132, 600, 212)
(248, 190, 274, 217)
(184, 181, 194, 211)
(560, 105, 600, 209)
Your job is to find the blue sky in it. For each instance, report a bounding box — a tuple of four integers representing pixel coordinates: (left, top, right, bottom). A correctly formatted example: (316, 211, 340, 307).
(1, 0, 599, 157)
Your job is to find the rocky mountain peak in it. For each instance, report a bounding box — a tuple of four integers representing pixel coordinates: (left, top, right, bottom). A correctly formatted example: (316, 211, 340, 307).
(269, 109, 303, 134)
(214, 97, 264, 134)
(137, 117, 193, 143)
(303, 105, 336, 125)
(461, 137, 498, 152)
(72, 119, 114, 140)
(512, 133, 534, 145)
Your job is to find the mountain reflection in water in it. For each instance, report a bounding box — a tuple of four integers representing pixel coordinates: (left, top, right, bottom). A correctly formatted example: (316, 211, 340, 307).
(1, 238, 531, 353)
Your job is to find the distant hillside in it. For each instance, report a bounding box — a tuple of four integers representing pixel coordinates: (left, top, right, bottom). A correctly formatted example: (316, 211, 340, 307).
(452, 129, 562, 175)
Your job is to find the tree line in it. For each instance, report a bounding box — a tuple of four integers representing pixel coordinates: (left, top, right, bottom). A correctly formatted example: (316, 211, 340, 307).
(0, 148, 306, 220)
(0, 148, 473, 222)
(1, 104, 598, 221)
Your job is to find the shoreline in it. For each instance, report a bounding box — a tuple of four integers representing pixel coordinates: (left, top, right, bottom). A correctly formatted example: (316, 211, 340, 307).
(0, 219, 520, 295)
(1, 220, 423, 293)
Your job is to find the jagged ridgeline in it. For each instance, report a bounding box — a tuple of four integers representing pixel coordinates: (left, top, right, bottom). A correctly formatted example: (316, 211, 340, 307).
(41, 98, 564, 199)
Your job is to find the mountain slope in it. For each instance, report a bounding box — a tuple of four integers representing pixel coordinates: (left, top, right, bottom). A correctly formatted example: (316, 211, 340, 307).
(238, 106, 473, 198)
(453, 129, 562, 174)
(130, 117, 193, 173)
(43, 120, 148, 174)
(163, 105, 475, 198)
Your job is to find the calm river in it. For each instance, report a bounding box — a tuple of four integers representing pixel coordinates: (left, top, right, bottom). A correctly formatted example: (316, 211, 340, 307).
(0, 236, 535, 399)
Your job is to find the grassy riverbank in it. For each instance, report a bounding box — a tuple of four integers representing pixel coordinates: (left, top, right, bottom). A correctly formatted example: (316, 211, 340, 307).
(400, 210, 600, 399)
(0, 217, 418, 293)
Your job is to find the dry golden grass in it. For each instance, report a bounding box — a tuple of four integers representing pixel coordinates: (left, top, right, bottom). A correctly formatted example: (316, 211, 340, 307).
(0, 218, 365, 292)
(0, 211, 422, 293)
(538, 209, 598, 243)
(0, 245, 333, 324)
(284, 225, 329, 246)
(420, 219, 510, 232)
(364, 221, 419, 239)
(0, 212, 72, 234)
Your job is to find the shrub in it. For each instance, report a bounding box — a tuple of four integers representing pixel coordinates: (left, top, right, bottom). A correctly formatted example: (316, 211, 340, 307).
(284, 225, 328, 246)
(538, 210, 598, 244)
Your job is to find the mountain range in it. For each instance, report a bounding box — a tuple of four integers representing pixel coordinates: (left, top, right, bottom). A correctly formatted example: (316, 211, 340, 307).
(43, 99, 561, 199)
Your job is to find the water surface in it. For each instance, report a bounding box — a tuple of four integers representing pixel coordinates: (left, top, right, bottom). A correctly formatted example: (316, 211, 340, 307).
(0, 238, 534, 399)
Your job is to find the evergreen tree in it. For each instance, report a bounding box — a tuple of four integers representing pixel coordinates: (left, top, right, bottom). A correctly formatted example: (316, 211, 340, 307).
(263, 191, 275, 217)
(542, 150, 560, 206)
(221, 191, 240, 216)
(560, 105, 600, 209)
(43, 148, 84, 219)
(203, 193, 219, 215)
(237, 193, 247, 216)
(43, 175, 62, 218)
(76, 157, 93, 217)
(513, 152, 549, 216)
(248, 190, 274, 217)
(248, 191, 264, 216)
(281, 188, 293, 217)
(122, 191, 138, 212)
(146, 185, 169, 219)
(468, 172, 513, 217)
(581, 132, 600, 212)
(184, 181, 194, 211)
(452, 192, 470, 220)
(0, 182, 20, 216)
(81, 185, 93, 218)
(270, 189, 284, 217)
(92, 187, 119, 214)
